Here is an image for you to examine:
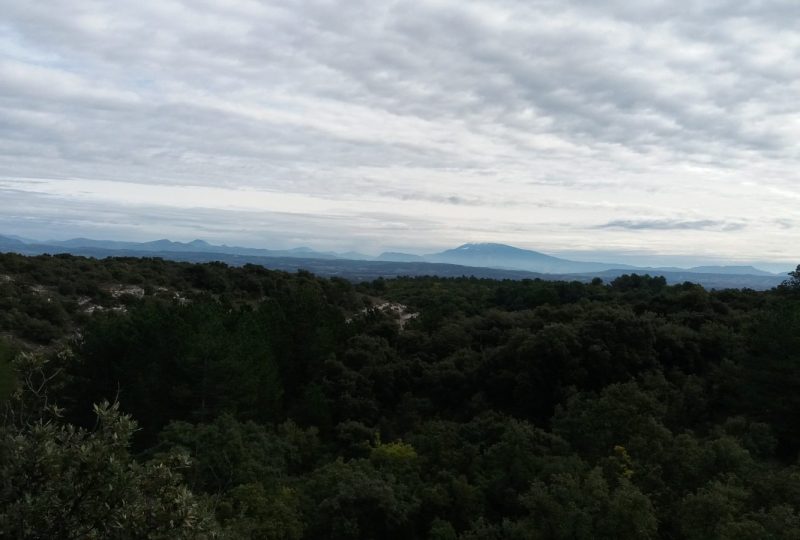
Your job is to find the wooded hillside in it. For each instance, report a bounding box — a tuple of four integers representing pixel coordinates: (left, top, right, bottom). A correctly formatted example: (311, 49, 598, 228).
(2, 252, 800, 539)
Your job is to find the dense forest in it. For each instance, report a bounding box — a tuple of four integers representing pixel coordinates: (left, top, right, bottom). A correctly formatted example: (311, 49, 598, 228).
(1, 252, 800, 539)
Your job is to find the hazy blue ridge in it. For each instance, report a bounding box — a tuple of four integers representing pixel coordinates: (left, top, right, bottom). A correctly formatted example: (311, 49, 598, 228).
(0, 235, 786, 290)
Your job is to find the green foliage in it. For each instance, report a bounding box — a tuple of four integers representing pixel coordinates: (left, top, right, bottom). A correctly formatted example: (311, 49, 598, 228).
(428, 518, 457, 540)
(155, 414, 292, 494)
(781, 264, 800, 291)
(300, 458, 420, 540)
(1, 386, 220, 538)
(220, 483, 304, 540)
(370, 439, 418, 466)
(2, 253, 800, 538)
(519, 468, 658, 539)
(0, 339, 15, 402)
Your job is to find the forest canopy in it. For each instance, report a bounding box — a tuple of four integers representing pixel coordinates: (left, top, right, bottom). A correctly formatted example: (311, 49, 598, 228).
(1, 252, 800, 539)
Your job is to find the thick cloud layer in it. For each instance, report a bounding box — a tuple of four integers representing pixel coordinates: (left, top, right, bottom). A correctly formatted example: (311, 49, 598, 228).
(0, 0, 798, 263)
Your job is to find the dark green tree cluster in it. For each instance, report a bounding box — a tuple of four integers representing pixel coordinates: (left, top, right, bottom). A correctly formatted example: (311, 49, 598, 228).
(0, 354, 221, 538)
(1, 253, 800, 538)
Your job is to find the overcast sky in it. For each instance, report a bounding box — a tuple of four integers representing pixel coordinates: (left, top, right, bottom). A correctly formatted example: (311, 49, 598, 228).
(1, 0, 798, 267)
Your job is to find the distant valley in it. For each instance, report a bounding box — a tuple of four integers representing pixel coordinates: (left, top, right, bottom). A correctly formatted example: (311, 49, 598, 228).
(0, 235, 787, 290)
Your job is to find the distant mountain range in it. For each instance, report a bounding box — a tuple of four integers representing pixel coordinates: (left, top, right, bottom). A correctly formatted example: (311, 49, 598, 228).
(0, 235, 786, 290)
(415, 243, 776, 276)
(420, 243, 633, 274)
(35, 237, 347, 260)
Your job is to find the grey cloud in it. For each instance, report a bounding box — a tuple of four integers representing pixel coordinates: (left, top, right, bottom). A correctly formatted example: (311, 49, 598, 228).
(377, 189, 522, 207)
(0, 0, 797, 259)
(0, 185, 444, 252)
(598, 219, 746, 231)
(4, 0, 798, 167)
